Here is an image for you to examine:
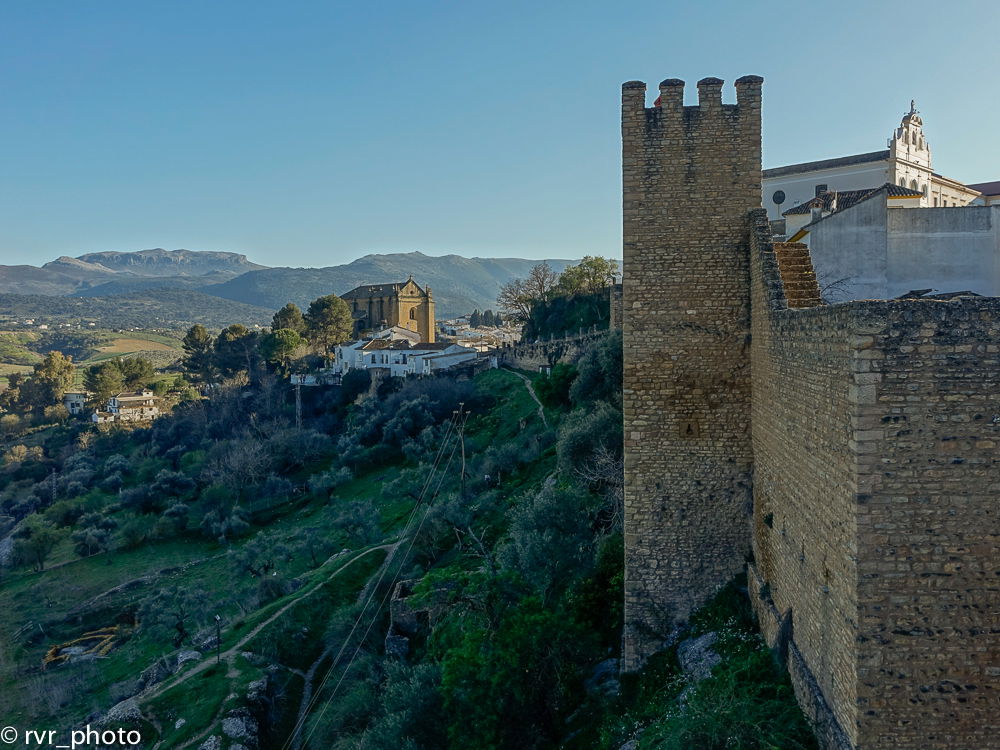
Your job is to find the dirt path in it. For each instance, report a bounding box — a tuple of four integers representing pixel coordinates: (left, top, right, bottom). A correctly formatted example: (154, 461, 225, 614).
(504, 367, 550, 429)
(138, 543, 394, 707)
(287, 539, 402, 750)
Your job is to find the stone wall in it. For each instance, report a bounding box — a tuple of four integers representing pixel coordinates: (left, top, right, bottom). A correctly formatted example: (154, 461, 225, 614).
(496, 329, 610, 372)
(748, 210, 1000, 749)
(621, 75, 1000, 748)
(852, 299, 1000, 749)
(621, 76, 762, 670)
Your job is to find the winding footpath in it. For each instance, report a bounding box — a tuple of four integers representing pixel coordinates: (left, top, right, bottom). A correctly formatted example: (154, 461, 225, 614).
(139, 543, 397, 749)
(503, 367, 550, 429)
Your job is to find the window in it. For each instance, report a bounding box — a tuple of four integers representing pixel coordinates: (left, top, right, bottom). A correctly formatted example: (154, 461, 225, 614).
(772, 190, 786, 205)
(934, 197, 938, 206)
(409, 308, 416, 320)
(815, 184, 828, 197)
(910, 180, 918, 191)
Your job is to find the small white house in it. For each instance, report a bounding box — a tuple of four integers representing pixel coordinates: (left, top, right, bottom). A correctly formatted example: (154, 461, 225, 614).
(63, 391, 90, 415)
(92, 389, 160, 423)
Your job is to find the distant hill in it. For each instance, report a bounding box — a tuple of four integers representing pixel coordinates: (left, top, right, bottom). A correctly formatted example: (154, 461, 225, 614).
(76, 248, 267, 277)
(202, 251, 576, 318)
(0, 249, 581, 324)
(0, 289, 273, 331)
(0, 249, 268, 296)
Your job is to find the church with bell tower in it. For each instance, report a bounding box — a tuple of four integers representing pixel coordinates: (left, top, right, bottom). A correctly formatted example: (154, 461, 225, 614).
(763, 101, 982, 221)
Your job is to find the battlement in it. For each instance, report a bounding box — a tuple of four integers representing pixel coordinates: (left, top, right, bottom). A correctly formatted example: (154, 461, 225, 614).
(621, 75, 762, 124)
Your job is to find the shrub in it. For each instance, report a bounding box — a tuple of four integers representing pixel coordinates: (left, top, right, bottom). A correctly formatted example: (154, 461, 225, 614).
(556, 400, 623, 477)
(534, 363, 577, 409)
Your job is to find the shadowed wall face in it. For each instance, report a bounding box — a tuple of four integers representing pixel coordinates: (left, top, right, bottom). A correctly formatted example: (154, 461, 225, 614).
(621, 76, 762, 670)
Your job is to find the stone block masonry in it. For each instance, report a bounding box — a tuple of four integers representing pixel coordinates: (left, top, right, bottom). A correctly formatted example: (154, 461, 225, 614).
(621, 75, 762, 670)
(621, 75, 999, 749)
(748, 211, 1000, 749)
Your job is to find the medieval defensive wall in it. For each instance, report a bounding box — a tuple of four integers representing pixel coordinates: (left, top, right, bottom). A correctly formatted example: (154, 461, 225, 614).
(621, 75, 999, 750)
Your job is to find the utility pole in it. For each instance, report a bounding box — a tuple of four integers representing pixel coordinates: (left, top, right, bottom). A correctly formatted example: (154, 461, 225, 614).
(295, 381, 302, 430)
(453, 403, 467, 499)
(214, 614, 221, 664)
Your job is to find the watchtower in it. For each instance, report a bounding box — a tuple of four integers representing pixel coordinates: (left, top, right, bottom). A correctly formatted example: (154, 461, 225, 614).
(621, 76, 763, 669)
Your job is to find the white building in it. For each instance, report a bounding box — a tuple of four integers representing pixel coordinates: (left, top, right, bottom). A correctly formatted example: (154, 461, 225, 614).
(783, 183, 923, 242)
(333, 335, 477, 378)
(794, 195, 1000, 302)
(969, 180, 1000, 207)
(62, 391, 90, 415)
(92, 389, 160, 423)
(764, 103, 982, 224)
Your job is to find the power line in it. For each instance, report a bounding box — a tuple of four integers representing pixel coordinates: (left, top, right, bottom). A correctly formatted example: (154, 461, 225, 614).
(294, 406, 468, 749)
(282, 408, 463, 750)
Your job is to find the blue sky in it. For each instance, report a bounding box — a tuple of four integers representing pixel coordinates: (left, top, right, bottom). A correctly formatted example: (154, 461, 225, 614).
(1, 0, 997, 268)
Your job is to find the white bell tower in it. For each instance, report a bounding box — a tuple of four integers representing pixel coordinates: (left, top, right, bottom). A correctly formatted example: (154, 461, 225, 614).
(888, 101, 933, 200)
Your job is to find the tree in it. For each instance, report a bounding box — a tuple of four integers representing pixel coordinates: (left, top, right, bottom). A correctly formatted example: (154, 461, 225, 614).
(118, 356, 155, 389)
(556, 256, 619, 295)
(215, 324, 259, 377)
(14, 520, 59, 572)
(19, 351, 75, 411)
(272, 302, 306, 334)
(497, 263, 560, 322)
(482, 309, 495, 327)
(229, 531, 293, 578)
(497, 277, 532, 321)
(84, 361, 125, 404)
(526, 262, 560, 300)
(304, 294, 353, 357)
(469, 309, 482, 328)
(260, 328, 303, 372)
(138, 585, 208, 648)
(182, 325, 216, 382)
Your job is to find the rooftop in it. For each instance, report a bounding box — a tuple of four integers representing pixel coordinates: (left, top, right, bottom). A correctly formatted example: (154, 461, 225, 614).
(783, 183, 922, 216)
(764, 150, 889, 179)
(968, 180, 1000, 196)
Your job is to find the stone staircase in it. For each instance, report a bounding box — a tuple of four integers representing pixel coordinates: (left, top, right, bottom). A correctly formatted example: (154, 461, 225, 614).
(773, 242, 822, 308)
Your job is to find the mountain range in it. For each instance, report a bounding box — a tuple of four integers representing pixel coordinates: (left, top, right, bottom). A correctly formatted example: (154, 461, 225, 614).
(0, 249, 577, 325)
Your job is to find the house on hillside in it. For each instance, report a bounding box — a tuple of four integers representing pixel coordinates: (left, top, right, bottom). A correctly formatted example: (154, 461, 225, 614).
(333, 333, 477, 378)
(91, 388, 160, 424)
(63, 391, 90, 415)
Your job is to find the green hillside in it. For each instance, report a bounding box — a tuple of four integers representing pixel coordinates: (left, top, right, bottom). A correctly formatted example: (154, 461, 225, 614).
(0, 333, 812, 748)
(0, 289, 273, 331)
(201, 251, 577, 318)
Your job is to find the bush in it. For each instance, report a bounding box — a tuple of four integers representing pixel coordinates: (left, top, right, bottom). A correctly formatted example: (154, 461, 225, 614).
(570, 329, 622, 408)
(499, 485, 596, 603)
(534, 363, 577, 409)
(556, 401, 623, 478)
(308, 466, 353, 496)
(440, 597, 597, 749)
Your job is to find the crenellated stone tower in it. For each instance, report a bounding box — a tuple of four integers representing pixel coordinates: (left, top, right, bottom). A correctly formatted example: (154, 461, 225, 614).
(621, 76, 763, 670)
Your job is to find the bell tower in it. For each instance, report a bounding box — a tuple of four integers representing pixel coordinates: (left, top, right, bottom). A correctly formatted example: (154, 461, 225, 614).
(889, 101, 932, 197)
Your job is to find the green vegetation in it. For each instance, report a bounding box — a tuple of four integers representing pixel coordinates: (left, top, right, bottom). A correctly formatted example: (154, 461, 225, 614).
(0, 289, 273, 331)
(496, 256, 618, 340)
(588, 579, 818, 750)
(0, 327, 814, 749)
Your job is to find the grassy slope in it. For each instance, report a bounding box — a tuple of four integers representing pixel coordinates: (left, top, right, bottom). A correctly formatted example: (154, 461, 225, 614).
(0, 329, 184, 387)
(0, 368, 544, 743)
